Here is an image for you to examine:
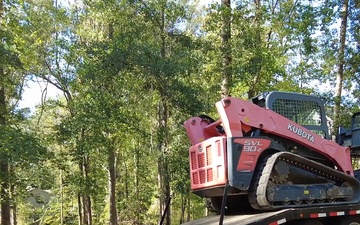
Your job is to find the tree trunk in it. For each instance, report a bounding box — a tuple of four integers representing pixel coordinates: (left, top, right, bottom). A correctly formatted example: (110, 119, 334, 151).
(109, 145, 118, 225)
(78, 160, 89, 225)
(0, 160, 10, 225)
(221, 0, 232, 98)
(0, 67, 11, 225)
(157, 100, 171, 225)
(106, 21, 118, 225)
(186, 194, 191, 222)
(0, 3, 10, 224)
(10, 171, 16, 225)
(164, 157, 171, 225)
(82, 194, 92, 225)
(60, 170, 64, 225)
(157, 159, 164, 220)
(78, 193, 83, 225)
(158, 3, 171, 224)
(12, 201, 17, 225)
(82, 155, 92, 225)
(135, 145, 140, 224)
(76, 129, 92, 225)
(247, 0, 262, 99)
(180, 195, 186, 224)
(333, 0, 349, 136)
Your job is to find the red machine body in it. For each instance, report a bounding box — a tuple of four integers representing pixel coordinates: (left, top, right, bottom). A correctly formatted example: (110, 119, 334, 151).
(185, 97, 352, 191)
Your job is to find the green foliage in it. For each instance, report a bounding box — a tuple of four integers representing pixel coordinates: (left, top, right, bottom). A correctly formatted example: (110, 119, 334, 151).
(201, 0, 321, 99)
(0, 125, 48, 184)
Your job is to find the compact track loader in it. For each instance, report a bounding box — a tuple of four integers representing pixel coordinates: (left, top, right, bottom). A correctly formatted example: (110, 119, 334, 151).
(184, 91, 360, 214)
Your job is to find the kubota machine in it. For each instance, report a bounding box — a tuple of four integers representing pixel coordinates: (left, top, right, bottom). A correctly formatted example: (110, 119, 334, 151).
(182, 91, 360, 225)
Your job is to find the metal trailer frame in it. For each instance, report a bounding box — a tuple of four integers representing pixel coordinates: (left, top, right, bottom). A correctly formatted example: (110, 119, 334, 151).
(181, 204, 360, 225)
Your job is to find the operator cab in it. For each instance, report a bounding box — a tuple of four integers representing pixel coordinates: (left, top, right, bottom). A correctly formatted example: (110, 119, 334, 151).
(252, 91, 330, 139)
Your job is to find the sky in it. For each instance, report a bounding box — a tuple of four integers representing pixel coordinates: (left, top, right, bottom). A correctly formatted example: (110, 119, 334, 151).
(19, 78, 61, 111)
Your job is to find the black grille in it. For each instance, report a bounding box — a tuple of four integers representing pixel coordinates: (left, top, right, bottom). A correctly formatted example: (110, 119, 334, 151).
(272, 99, 322, 126)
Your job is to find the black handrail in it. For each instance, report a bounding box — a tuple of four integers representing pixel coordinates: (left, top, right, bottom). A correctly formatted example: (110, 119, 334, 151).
(159, 195, 172, 225)
(219, 180, 229, 225)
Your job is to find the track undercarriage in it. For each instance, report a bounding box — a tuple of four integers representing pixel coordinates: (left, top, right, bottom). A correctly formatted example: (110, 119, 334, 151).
(252, 152, 360, 209)
(208, 152, 360, 214)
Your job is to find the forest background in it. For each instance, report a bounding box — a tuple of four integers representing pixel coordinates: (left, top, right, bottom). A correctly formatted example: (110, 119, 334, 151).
(0, 0, 359, 224)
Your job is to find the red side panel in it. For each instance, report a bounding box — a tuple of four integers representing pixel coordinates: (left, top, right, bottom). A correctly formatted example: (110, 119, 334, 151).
(234, 138, 271, 171)
(189, 137, 227, 190)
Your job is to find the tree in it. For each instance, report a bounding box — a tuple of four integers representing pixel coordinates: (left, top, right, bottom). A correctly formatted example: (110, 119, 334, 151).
(0, 0, 33, 223)
(125, 1, 205, 224)
(348, 1, 360, 101)
(221, 0, 232, 98)
(333, 0, 349, 136)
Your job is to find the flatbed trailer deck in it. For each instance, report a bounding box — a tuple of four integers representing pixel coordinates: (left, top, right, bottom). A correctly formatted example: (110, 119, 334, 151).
(181, 205, 360, 225)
